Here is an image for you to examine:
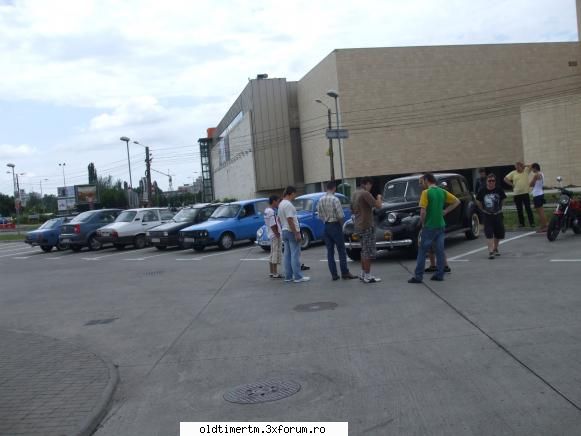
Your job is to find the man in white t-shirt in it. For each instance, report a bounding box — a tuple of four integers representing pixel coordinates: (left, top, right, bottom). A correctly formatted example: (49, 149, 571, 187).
(264, 195, 282, 278)
(278, 186, 310, 283)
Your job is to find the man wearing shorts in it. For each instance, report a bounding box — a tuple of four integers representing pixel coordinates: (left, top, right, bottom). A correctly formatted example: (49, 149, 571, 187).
(476, 174, 507, 259)
(264, 195, 282, 278)
(351, 177, 383, 283)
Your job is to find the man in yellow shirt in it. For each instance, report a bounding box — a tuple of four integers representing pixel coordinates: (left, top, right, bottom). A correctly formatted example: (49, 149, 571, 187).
(504, 162, 534, 228)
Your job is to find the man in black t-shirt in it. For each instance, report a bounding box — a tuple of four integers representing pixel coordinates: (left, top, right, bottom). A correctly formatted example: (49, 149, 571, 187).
(476, 174, 507, 259)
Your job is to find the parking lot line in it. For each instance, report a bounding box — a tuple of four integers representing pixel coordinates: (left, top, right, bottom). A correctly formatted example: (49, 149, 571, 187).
(0, 249, 37, 259)
(12, 256, 31, 259)
(448, 231, 536, 261)
(0, 245, 35, 254)
(121, 250, 182, 261)
(550, 259, 581, 262)
(81, 248, 147, 261)
(175, 250, 247, 261)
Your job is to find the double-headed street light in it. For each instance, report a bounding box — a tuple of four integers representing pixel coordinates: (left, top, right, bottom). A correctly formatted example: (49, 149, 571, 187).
(120, 137, 133, 189)
(58, 162, 67, 186)
(326, 90, 346, 193)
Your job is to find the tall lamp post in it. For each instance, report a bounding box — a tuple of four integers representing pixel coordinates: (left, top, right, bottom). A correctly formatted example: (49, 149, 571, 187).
(133, 140, 152, 206)
(58, 162, 67, 186)
(326, 90, 346, 194)
(6, 163, 21, 233)
(315, 99, 335, 181)
(120, 136, 133, 189)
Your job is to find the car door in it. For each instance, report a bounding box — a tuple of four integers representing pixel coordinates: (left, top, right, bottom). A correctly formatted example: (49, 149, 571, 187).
(140, 210, 161, 231)
(444, 178, 464, 230)
(311, 198, 325, 239)
(159, 209, 174, 223)
(237, 202, 263, 238)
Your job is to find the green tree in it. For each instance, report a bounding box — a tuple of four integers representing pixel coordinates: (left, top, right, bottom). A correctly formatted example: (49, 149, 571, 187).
(88, 162, 98, 184)
(0, 193, 15, 217)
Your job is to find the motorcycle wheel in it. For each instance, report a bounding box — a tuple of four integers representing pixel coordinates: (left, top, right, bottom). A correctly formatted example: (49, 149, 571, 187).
(547, 216, 561, 242)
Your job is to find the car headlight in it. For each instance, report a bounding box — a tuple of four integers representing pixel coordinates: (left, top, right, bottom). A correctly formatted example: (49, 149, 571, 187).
(163, 231, 168, 236)
(559, 195, 570, 205)
(387, 212, 398, 224)
(257, 228, 264, 238)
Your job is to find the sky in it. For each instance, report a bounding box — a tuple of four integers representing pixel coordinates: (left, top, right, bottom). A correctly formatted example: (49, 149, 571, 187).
(0, 0, 578, 195)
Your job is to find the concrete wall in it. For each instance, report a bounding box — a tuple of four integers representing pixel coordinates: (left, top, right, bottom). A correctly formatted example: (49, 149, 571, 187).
(212, 115, 257, 200)
(298, 43, 581, 184)
(297, 51, 340, 184)
(522, 94, 581, 186)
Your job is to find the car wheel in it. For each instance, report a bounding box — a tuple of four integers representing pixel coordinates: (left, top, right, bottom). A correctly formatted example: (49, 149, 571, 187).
(218, 232, 234, 250)
(155, 246, 167, 251)
(300, 229, 312, 250)
(114, 244, 125, 250)
(573, 224, 581, 235)
(346, 248, 361, 261)
(88, 235, 102, 251)
(71, 245, 83, 252)
(134, 235, 146, 249)
(193, 245, 205, 252)
(465, 212, 480, 240)
(56, 241, 68, 251)
(40, 245, 53, 253)
(260, 245, 270, 252)
(547, 216, 561, 242)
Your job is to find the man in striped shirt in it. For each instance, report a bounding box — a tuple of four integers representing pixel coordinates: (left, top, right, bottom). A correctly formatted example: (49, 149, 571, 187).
(317, 181, 357, 280)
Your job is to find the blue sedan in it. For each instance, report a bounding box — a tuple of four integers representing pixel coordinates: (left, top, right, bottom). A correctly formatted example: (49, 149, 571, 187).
(256, 192, 351, 250)
(180, 198, 269, 251)
(25, 217, 72, 252)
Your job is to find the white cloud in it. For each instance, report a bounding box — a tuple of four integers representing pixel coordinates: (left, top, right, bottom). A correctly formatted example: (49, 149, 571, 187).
(0, 144, 36, 159)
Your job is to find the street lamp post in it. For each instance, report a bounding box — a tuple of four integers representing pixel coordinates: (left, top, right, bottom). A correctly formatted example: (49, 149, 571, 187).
(6, 163, 21, 233)
(58, 162, 67, 186)
(315, 99, 335, 181)
(326, 90, 345, 194)
(39, 178, 48, 197)
(120, 137, 133, 189)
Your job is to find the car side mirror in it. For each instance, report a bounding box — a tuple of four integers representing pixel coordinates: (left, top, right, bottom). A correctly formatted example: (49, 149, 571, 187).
(134, 218, 141, 221)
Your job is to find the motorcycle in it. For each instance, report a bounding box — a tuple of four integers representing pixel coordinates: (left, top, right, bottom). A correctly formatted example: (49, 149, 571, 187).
(547, 176, 581, 242)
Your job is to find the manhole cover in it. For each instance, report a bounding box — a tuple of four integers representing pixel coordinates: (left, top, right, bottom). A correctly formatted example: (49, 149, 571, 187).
(293, 302, 338, 312)
(145, 270, 164, 276)
(224, 379, 301, 404)
(84, 317, 118, 326)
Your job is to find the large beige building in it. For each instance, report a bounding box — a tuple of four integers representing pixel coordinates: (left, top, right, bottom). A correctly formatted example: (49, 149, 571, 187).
(207, 4, 581, 199)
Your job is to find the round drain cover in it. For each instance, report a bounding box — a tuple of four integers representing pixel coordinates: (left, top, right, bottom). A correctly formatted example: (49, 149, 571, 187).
(224, 379, 301, 404)
(293, 302, 338, 312)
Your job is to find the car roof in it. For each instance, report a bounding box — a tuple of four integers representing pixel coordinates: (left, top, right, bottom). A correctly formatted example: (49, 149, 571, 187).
(387, 173, 463, 183)
(123, 207, 170, 212)
(296, 192, 347, 200)
(191, 202, 223, 208)
(224, 198, 268, 205)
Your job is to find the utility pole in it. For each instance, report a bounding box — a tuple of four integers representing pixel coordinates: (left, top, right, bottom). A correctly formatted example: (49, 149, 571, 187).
(145, 146, 152, 206)
(326, 108, 335, 181)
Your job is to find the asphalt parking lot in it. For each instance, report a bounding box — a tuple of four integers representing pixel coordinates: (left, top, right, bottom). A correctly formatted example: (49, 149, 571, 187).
(1, 231, 581, 435)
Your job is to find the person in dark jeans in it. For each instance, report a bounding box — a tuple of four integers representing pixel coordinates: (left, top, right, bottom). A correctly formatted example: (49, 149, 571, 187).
(316, 181, 357, 280)
(504, 162, 534, 227)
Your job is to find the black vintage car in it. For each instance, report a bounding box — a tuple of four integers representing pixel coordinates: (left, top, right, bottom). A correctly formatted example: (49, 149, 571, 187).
(146, 203, 221, 250)
(343, 173, 481, 260)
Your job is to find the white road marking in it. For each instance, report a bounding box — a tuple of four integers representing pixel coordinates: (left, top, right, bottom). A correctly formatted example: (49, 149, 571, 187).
(448, 231, 536, 261)
(240, 257, 269, 261)
(0, 249, 37, 259)
(319, 258, 354, 262)
(550, 259, 581, 262)
(0, 246, 37, 254)
(12, 256, 30, 259)
(175, 250, 245, 262)
(81, 248, 147, 261)
(122, 250, 180, 261)
(448, 259, 470, 262)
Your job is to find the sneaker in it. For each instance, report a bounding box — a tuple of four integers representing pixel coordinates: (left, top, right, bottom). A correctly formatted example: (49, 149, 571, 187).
(359, 272, 365, 281)
(271, 273, 283, 279)
(425, 266, 437, 273)
(430, 276, 444, 281)
(408, 277, 422, 283)
(293, 276, 311, 283)
(444, 266, 451, 273)
(493, 249, 500, 257)
(488, 252, 495, 260)
(363, 276, 381, 283)
(332, 275, 340, 281)
(284, 278, 293, 282)
(300, 264, 310, 271)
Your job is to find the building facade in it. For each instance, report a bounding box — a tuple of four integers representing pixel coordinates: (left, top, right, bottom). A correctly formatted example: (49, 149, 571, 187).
(206, 5, 581, 197)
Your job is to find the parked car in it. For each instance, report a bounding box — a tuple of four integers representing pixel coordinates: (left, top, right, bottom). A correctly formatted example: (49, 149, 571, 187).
(147, 203, 222, 250)
(180, 198, 269, 251)
(59, 209, 122, 252)
(96, 208, 176, 250)
(256, 192, 352, 251)
(343, 173, 481, 260)
(24, 216, 72, 252)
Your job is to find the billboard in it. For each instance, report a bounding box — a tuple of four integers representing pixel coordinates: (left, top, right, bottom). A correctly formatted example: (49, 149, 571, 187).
(57, 186, 75, 198)
(75, 185, 98, 204)
(57, 198, 76, 212)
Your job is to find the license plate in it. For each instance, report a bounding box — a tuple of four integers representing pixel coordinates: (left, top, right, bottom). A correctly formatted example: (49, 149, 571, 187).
(184, 237, 195, 243)
(151, 238, 160, 243)
(61, 239, 71, 243)
(259, 241, 270, 246)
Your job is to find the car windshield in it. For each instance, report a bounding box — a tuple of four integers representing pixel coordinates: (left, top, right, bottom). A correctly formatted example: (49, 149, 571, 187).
(210, 204, 241, 219)
(38, 219, 60, 229)
(173, 208, 199, 222)
(383, 180, 421, 203)
(116, 211, 137, 222)
(292, 199, 314, 212)
(70, 211, 94, 223)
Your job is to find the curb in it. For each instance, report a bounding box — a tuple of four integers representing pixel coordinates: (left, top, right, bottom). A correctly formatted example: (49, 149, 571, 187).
(76, 352, 119, 436)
